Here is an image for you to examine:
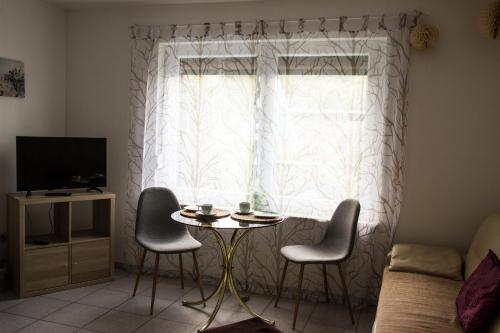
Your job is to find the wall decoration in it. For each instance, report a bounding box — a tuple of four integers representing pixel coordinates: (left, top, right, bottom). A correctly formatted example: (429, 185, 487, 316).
(0, 57, 25, 98)
(410, 23, 439, 50)
(479, 0, 500, 39)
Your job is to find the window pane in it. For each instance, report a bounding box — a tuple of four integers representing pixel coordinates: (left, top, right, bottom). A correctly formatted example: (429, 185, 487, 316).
(172, 57, 256, 204)
(272, 60, 368, 217)
(278, 55, 368, 75)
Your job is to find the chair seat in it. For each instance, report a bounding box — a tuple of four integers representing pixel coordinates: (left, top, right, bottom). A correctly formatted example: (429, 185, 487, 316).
(137, 232, 202, 253)
(280, 244, 345, 263)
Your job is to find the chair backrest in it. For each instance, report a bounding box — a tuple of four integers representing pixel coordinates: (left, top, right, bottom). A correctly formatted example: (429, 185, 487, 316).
(321, 199, 361, 261)
(135, 187, 187, 246)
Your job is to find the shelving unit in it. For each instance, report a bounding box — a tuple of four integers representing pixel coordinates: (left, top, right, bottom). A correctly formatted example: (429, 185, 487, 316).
(6, 191, 115, 298)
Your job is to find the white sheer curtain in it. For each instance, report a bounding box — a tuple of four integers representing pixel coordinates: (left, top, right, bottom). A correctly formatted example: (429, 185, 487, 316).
(127, 16, 414, 305)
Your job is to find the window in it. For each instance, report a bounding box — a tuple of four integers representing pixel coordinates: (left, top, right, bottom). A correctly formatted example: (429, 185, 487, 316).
(156, 40, 370, 218)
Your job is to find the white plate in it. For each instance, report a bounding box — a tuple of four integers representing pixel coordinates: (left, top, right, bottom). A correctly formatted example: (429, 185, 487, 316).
(235, 209, 254, 215)
(184, 205, 199, 212)
(253, 211, 280, 219)
(196, 211, 217, 217)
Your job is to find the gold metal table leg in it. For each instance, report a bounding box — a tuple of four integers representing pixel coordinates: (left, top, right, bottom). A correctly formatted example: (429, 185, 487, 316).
(190, 228, 275, 332)
(182, 228, 228, 307)
(226, 230, 275, 326)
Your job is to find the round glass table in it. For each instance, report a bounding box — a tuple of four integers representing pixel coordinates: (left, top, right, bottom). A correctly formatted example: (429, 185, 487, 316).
(171, 210, 283, 332)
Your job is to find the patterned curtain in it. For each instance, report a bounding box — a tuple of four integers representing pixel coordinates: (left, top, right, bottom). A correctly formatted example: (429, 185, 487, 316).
(127, 14, 415, 306)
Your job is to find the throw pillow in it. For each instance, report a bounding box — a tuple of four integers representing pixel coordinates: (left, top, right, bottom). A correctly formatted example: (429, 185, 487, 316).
(456, 250, 500, 333)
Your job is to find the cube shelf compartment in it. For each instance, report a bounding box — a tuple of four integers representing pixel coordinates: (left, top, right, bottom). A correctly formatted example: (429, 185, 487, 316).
(7, 191, 115, 297)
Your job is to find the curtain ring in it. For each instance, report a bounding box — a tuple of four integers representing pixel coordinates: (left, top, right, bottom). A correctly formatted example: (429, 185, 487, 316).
(129, 25, 137, 39)
(298, 18, 305, 33)
(252, 21, 259, 36)
(219, 22, 226, 36)
(235, 21, 242, 35)
(412, 10, 423, 27)
(319, 17, 326, 32)
(339, 16, 347, 32)
(361, 15, 370, 31)
(378, 15, 387, 30)
(280, 19, 286, 34)
(170, 24, 177, 39)
(203, 22, 210, 38)
(399, 13, 408, 29)
(260, 20, 268, 35)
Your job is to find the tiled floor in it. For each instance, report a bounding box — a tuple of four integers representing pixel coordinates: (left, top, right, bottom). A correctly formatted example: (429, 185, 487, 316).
(0, 270, 375, 333)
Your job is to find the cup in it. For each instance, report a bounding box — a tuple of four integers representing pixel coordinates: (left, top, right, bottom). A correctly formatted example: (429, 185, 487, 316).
(239, 202, 251, 214)
(200, 204, 213, 215)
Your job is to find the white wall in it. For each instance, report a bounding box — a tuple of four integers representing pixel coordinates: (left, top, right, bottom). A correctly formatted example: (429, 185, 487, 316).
(0, 0, 66, 242)
(65, 0, 500, 261)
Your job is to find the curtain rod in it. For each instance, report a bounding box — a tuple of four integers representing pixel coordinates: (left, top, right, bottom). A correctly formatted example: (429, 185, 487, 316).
(138, 11, 427, 29)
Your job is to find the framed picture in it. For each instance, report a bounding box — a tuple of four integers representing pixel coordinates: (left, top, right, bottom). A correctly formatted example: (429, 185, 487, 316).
(0, 57, 25, 98)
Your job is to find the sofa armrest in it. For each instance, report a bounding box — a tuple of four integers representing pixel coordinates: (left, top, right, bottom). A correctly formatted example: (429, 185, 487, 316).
(389, 243, 464, 280)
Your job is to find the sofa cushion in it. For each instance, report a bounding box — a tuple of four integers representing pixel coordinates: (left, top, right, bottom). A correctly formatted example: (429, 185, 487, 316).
(389, 243, 463, 280)
(465, 215, 500, 279)
(456, 250, 500, 333)
(374, 267, 463, 333)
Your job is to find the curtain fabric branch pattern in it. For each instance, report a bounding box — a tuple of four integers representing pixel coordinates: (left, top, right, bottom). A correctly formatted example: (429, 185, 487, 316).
(127, 14, 414, 305)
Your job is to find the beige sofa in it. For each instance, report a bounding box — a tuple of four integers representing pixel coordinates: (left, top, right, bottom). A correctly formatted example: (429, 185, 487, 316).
(373, 215, 500, 333)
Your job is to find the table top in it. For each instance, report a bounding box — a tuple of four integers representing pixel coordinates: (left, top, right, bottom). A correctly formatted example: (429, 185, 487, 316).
(171, 210, 283, 230)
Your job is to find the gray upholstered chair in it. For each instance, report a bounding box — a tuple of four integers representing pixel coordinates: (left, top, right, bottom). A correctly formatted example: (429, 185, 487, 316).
(274, 199, 360, 329)
(132, 187, 205, 315)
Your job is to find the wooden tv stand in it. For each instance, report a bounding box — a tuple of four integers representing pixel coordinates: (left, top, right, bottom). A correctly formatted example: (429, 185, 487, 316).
(6, 191, 115, 298)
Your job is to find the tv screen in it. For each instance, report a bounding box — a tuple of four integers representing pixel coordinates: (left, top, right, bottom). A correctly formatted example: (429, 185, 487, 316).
(16, 136, 107, 192)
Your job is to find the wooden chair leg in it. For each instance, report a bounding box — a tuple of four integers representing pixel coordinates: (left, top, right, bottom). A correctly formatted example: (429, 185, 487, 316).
(192, 251, 206, 307)
(133, 248, 147, 296)
(293, 264, 305, 330)
(150, 253, 160, 316)
(338, 263, 355, 325)
(274, 259, 288, 307)
(179, 253, 185, 289)
(322, 264, 330, 303)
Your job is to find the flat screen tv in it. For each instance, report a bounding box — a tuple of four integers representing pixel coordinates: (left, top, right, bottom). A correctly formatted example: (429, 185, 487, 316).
(16, 136, 107, 193)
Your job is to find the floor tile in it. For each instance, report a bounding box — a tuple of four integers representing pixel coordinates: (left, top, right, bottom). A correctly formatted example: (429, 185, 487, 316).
(309, 302, 357, 329)
(261, 298, 314, 331)
(212, 310, 252, 327)
(115, 295, 174, 316)
(158, 303, 211, 326)
(0, 312, 35, 333)
(303, 322, 355, 333)
(78, 289, 130, 309)
(43, 286, 100, 302)
(113, 268, 129, 279)
(220, 293, 272, 315)
(17, 320, 78, 333)
(134, 318, 195, 333)
(84, 310, 149, 333)
(44, 303, 109, 327)
(139, 279, 194, 302)
(180, 284, 217, 305)
(356, 306, 376, 332)
(0, 291, 25, 311)
(3, 296, 69, 319)
(103, 276, 152, 294)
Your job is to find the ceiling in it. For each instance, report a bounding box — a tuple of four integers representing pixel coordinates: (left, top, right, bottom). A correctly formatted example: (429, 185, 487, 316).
(44, 0, 261, 9)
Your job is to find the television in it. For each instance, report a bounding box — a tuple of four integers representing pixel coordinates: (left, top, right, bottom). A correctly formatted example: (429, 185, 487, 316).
(16, 136, 107, 193)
